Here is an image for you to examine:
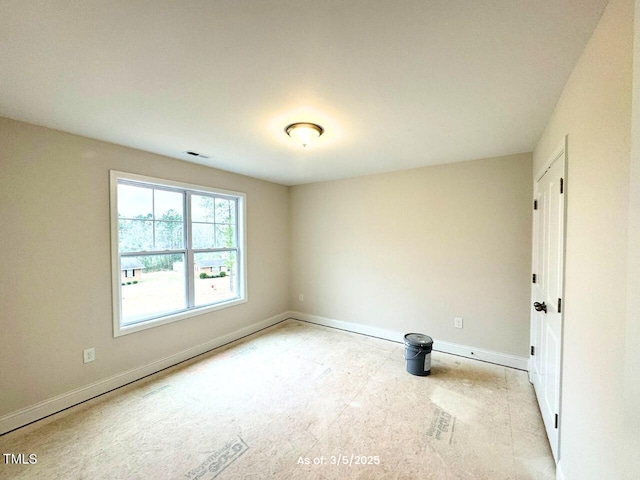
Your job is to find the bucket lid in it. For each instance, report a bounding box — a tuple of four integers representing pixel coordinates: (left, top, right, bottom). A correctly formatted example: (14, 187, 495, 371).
(404, 333, 433, 347)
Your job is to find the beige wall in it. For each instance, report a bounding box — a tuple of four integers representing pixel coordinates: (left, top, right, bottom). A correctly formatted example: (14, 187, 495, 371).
(533, 0, 633, 477)
(625, 1, 640, 477)
(290, 153, 532, 357)
(0, 117, 290, 417)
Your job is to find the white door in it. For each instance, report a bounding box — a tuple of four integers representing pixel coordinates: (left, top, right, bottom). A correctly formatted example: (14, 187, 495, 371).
(530, 142, 566, 462)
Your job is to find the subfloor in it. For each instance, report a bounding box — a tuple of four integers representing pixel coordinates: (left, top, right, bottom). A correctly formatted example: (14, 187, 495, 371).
(0, 320, 555, 479)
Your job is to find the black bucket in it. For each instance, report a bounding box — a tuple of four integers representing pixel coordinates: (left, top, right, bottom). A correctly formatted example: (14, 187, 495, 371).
(404, 333, 433, 376)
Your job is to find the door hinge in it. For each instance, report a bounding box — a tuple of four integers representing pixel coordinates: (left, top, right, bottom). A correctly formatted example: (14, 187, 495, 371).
(558, 298, 562, 313)
(560, 178, 564, 194)
(532, 273, 537, 283)
(555, 413, 559, 429)
(530, 345, 535, 356)
(533, 199, 538, 210)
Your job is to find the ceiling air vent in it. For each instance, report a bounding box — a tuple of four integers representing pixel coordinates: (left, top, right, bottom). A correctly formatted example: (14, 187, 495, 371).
(184, 151, 210, 159)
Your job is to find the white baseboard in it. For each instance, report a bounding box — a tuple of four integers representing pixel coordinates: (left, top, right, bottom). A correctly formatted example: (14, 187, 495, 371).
(1, 311, 529, 435)
(288, 311, 529, 371)
(556, 461, 564, 480)
(433, 339, 529, 370)
(0, 311, 289, 435)
(289, 311, 405, 342)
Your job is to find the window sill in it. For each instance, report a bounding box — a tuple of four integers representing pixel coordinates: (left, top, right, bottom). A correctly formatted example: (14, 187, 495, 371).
(113, 297, 247, 337)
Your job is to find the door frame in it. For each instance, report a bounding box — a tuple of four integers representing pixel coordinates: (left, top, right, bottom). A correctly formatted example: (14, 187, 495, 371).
(529, 135, 568, 462)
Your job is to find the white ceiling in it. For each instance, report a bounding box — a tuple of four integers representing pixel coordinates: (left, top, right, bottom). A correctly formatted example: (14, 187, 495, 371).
(0, 1, 607, 185)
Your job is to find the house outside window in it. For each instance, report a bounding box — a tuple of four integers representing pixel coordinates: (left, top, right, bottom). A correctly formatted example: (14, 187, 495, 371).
(110, 171, 247, 336)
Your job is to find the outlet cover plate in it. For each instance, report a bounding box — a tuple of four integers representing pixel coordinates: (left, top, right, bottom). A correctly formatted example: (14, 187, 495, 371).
(454, 317, 463, 329)
(83, 348, 95, 363)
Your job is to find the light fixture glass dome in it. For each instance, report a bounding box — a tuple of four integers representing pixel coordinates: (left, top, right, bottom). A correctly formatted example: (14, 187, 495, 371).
(285, 122, 324, 147)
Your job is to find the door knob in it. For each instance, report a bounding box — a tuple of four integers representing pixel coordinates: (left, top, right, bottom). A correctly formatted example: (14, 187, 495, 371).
(533, 301, 547, 313)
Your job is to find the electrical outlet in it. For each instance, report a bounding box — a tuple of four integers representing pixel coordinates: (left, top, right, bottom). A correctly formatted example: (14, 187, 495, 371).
(83, 348, 95, 364)
(298, 294, 304, 302)
(454, 317, 463, 329)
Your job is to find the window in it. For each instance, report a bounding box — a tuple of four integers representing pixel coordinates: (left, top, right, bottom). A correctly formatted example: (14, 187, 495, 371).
(110, 171, 246, 336)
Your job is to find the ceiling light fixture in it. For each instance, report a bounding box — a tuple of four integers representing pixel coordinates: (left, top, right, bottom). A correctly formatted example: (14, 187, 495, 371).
(285, 122, 324, 147)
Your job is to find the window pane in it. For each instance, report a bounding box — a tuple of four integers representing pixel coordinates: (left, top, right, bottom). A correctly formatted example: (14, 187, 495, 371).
(119, 219, 152, 252)
(215, 224, 235, 247)
(192, 222, 215, 249)
(155, 221, 184, 250)
(194, 251, 239, 307)
(215, 198, 231, 224)
(192, 194, 215, 222)
(154, 190, 183, 221)
(118, 184, 152, 219)
(228, 198, 236, 224)
(121, 254, 186, 324)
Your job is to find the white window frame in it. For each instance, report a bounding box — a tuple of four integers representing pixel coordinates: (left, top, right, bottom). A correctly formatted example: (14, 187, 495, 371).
(110, 171, 247, 337)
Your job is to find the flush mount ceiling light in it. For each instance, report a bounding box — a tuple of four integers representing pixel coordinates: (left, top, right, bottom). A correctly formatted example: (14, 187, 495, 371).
(285, 122, 324, 147)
